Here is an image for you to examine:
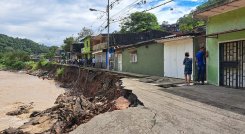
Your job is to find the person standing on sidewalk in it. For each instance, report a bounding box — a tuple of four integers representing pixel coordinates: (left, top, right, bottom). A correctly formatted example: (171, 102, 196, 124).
(196, 47, 206, 85)
(183, 52, 193, 86)
(92, 57, 96, 67)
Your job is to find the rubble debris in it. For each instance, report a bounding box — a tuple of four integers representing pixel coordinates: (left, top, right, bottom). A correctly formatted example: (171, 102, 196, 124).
(1, 127, 24, 134)
(29, 111, 42, 118)
(6, 104, 33, 116)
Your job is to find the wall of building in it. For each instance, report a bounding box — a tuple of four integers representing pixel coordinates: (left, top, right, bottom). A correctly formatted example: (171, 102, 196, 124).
(94, 52, 106, 68)
(122, 43, 164, 76)
(83, 37, 91, 58)
(206, 7, 245, 85)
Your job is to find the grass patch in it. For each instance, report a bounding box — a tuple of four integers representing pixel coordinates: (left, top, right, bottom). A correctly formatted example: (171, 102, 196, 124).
(56, 67, 65, 78)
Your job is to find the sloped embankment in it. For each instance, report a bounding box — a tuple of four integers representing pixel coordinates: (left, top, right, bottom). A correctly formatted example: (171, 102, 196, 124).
(2, 65, 143, 134)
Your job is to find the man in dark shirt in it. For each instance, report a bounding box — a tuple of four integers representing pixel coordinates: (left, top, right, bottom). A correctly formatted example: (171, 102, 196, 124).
(196, 47, 206, 85)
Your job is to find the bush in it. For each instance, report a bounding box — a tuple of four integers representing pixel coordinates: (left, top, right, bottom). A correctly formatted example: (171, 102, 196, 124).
(56, 68, 65, 78)
(25, 61, 37, 70)
(12, 61, 26, 70)
(0, 64, 6, 70)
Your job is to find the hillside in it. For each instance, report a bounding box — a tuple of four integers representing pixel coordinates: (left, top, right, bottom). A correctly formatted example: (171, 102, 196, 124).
(0, 34, 49, 54)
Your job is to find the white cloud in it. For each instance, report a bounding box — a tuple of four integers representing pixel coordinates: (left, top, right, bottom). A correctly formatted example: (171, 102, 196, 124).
(0, 0, 202, 46)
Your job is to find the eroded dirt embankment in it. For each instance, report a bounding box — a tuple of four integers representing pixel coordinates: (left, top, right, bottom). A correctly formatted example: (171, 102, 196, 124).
(1, 65, 143, 134)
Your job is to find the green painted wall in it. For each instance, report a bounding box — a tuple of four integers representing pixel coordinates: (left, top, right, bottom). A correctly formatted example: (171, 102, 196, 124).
(82, 36, 91, 58)
(122, 43, 164, 76)
(206, 7, 245, 85)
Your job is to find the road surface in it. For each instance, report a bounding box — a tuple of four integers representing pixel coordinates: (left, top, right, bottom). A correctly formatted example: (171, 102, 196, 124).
(71, 78, 245, 134)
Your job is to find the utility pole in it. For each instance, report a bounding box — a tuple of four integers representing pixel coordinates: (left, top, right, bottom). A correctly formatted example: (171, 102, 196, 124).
(90, 0, 113, 70)
(106, 0, 110, 70)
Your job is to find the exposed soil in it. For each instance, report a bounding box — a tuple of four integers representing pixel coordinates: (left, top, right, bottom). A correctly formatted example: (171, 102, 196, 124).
(1, 65, 143, 134)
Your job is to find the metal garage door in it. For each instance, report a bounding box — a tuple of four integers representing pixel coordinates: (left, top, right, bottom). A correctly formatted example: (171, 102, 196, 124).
(164, 39, 193, 79)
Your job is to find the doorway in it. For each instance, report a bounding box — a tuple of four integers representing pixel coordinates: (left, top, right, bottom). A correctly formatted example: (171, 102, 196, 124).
(220, 40, 245, 88)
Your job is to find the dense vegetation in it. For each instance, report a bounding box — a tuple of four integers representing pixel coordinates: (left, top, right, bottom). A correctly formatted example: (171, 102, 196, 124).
(0, 34, 54, 70)
(120, 12, 161, 33)
(177, 13, 205, 32)
(0, 34, 49, 54)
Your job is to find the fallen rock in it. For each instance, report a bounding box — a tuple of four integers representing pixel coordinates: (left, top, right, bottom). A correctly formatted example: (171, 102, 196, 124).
(29, 111, 42, 118)
(6, 104, 33, 116)
(1, 127, 24, 134)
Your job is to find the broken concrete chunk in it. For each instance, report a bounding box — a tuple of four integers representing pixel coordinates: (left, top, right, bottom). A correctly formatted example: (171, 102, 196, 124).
(114, 97, 130, 110)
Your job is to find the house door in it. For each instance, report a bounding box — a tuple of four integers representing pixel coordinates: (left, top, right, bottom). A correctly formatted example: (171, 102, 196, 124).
(220, 40, 245, 88)
(118, 54, 122, 72)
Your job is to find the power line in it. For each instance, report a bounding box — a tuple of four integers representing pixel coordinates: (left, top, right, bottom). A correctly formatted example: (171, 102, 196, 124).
(95, 0, 174, 34)
(110, 0, 144, 20)
(143, 0, 173, 12)
(111, 0, 174, 24)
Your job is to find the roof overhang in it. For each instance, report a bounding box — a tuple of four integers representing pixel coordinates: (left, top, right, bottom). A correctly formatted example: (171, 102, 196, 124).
(205, 28, 245, 38)
(156, 36, 193, 44)
(194, 0, 245, 19)
(92, 50, 103, 54)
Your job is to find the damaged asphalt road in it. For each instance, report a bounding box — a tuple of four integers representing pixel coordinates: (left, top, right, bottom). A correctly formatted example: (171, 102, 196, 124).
(71, 78, 245, 134)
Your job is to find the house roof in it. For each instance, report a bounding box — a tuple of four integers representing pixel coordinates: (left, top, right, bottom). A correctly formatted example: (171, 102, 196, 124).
(156, 35, 193, 44)
(115, 40, 156, 49)
(194, 0, 245, 19)
(109, 30, 172, 46)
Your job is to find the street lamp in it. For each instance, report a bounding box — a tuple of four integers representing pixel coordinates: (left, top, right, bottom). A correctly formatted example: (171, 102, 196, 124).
(89, 8, 107, 13)
(89, 0, 110, 70)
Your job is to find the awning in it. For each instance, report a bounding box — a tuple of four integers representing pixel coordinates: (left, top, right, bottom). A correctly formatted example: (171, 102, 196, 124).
(205, 28, 245, 38)
(127, 47, 137, 53)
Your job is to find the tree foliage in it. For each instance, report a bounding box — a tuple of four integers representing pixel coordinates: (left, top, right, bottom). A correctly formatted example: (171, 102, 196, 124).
(0, 34, 49, 54)
(0, 51, 30, 70)
(76, 27, 94, 42)
(177, 13, 205, 32)
(62, 37, 75, 52)
(197, 0, 224, 10)
(120, 12, 161, 33)
(45, 46, 59, 59)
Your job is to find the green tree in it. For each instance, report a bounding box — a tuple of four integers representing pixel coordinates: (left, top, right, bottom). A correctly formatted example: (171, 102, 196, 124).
(76, 27, 94, 42)
(45, 46, 58, 59)
(62, 37, 75, 52)
(120, 12, 161, 33)
(0, 34, 49, 54)
(177, 13, 205, 32)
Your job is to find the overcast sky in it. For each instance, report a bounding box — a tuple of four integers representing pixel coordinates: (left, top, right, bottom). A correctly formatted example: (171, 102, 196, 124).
(0, 0, 206, 46)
